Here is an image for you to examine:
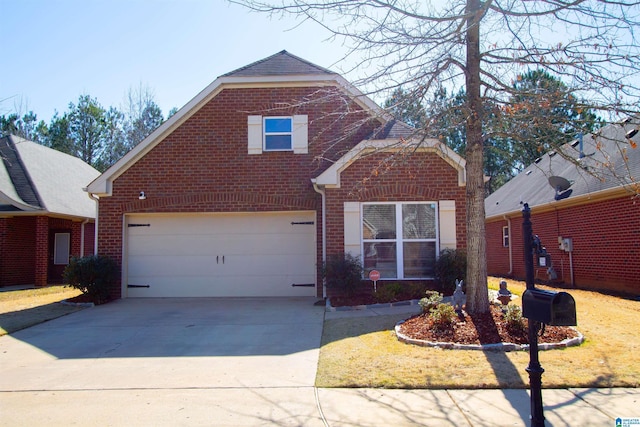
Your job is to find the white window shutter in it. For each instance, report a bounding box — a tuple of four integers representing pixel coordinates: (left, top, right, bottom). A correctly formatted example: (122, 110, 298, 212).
(292, 115, 308, 154)
(247, 115, 262, 155)
(439, 200, 457, 250)
(344, 202, 361, 257)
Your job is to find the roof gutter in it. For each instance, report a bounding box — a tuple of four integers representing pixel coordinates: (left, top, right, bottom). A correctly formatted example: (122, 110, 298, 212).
(486, 184, 633, 222)
(311, 179, 327, 299)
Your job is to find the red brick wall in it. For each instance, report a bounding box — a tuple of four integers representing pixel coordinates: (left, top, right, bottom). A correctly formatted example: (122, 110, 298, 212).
(96, 86, 377, 299)
(83, 222, 95, 256)
(0, 217, 37, 286)
(324, 151, 467, 263)
(486, 195, 640, 295)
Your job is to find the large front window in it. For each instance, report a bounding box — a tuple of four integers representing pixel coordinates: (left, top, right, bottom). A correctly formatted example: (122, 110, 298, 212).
(362, 202, 438, 279)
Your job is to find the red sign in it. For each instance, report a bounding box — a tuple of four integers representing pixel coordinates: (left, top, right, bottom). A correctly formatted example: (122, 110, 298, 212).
(369, 270, 381, 281)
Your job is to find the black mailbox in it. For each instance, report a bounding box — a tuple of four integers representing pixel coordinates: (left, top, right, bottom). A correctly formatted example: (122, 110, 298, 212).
(522, 289, 577, 326)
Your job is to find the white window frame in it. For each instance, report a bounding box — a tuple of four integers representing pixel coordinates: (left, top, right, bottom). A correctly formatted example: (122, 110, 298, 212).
(263, 116, 293, 151)
(361, 202, 439, 280)
(503, 225, 510, 248)
(54, 232, 71, 265)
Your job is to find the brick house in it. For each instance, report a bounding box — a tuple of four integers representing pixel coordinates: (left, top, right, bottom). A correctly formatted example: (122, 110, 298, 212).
(485, 117, 640, 296)
(0, 135, 99, 287)
(86, 51, 467, 299)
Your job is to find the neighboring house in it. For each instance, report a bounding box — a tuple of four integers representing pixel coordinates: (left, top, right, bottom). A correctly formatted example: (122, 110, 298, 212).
(485, 117, 640, 296)
(0, 135, 99, 287)
(86, 51, 467, 300)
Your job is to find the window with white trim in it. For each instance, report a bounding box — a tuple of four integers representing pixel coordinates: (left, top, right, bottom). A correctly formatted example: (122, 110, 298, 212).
(247, 115, 308, 154)
(264, 116, 292, 151)
(362, 202, 438, 279)
(54, 233, 71, 265)
(503, 225, 510, 248)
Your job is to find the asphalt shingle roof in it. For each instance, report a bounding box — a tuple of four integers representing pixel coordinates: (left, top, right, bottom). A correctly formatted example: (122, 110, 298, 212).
(221, 50, 337, 77)
(485, 116, 640, 218)
(0, 135, 100, 218)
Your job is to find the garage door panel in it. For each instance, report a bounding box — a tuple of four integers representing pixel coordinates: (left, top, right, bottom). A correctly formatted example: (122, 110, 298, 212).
(129, 236, 219, 257)
(125, 212, 316, 297)
(221, 253, 314, 275)
(127, 255, 218, 277)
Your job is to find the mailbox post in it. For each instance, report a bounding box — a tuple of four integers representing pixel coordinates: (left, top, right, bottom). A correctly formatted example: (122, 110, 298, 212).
(522, 205, 578, 426)
(522, 203, 545, 427)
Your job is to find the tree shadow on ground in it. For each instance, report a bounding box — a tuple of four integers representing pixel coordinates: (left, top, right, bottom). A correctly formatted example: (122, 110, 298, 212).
(469, 311, 530, 422)
(0, 303, 84, 335)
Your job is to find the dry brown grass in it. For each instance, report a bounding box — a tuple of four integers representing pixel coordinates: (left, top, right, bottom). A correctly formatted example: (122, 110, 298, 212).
(316, 277, 640, 389)
(0, 286, 84, 336)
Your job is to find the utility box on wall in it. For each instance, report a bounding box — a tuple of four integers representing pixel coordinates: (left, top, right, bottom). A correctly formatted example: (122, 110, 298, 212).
(558, 236, 573, 252)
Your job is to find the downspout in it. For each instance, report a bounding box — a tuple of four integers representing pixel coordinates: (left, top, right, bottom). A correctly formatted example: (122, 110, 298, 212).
(503, 215, 513, 275)
(87, 191, 99, 255)
(312, 180, 327, 299)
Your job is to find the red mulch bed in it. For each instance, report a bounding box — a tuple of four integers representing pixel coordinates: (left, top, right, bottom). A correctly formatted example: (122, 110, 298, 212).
(398, 304, 579, 345)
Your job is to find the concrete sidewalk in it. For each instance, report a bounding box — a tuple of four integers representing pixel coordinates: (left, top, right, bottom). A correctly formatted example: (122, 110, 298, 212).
(0, 298, 637, 426)
(1, 385, 635, 425)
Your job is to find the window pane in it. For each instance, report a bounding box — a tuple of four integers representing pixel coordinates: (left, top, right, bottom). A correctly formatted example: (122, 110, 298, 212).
(402, 204, 436, 239)
(364, 242, 397, 278)
(363, 205, 396, 239)
(265, 118, 291, 133)
(403, 242, 436, 278)
(265, 134, 292, 150)
(54, 233, 71, 265)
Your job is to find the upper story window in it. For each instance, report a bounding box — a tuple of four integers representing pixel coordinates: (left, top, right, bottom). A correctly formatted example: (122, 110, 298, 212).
(248, 115, 308, 155)
(264, 117, 292, 151)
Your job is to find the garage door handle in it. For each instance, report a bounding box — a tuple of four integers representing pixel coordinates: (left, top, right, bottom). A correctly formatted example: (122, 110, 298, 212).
(292, 283, 315, 287)
(217, 256, 219, 264)
(127, 284, 150, 288)
(222, 256, 225, 264)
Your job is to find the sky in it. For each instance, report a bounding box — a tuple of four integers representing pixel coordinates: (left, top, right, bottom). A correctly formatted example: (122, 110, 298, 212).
(0, 0, 356, 123)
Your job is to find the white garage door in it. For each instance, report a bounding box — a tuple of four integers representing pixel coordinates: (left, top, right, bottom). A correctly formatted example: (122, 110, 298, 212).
(124, 212, 316, 297)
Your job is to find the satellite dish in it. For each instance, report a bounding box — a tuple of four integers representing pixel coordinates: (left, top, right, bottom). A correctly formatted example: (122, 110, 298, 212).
(548, 176, 573, 200)
(548, 176, 571, 192)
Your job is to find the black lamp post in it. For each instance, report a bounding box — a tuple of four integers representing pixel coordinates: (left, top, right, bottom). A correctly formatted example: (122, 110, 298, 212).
(522, 203, 545, 427)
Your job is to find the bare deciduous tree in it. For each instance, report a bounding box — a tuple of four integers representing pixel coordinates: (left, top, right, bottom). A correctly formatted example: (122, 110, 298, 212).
(231, 0, 640, 313)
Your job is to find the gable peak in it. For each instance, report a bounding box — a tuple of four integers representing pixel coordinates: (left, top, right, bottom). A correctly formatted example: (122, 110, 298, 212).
(221, 50, 337, 78)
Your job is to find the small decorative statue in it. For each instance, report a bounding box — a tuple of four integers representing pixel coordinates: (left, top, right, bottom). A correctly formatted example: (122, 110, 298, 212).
(497, 279, 512, 307)
(452, 279, 465, 311)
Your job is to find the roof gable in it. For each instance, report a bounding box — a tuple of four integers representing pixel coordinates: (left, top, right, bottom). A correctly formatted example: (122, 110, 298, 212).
(221, 50, 337, 77)
(87, 51, 393, 196)
(0, 135, 42, 209)
(485, 116, 640, 219)
(0, 135, 100, 218)
(313, 138, 466, 188)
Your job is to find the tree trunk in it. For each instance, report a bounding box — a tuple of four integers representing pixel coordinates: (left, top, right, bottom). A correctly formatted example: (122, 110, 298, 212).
(464, 0, 490, 314)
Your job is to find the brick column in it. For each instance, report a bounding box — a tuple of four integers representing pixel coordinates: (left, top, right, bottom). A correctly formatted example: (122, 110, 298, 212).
(0, 218, 7, 287)
(34, 216, 49, 287)
(71, 221, 82, 258)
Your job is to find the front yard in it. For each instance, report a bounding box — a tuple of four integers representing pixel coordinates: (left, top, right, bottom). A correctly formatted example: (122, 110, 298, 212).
(316, 278, 640, 389)
(2, 280, 638, 390)
(0, 286, 84, 336)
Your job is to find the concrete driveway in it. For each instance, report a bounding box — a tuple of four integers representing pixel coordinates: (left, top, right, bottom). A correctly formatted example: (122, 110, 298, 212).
(0, 298, 634, 426)
(0, 297, 327, 425)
